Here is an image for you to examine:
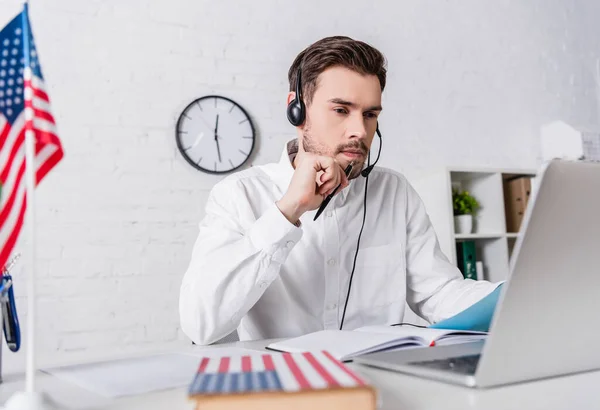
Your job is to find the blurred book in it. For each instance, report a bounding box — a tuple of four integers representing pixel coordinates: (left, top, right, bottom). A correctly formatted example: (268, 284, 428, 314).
(188, 351, 376, 410)
(504, 176, 532, 233)
(456, 241, 477, 280)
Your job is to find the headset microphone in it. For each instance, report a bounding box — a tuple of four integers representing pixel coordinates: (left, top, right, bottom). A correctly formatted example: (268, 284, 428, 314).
(361, 126, 382, 177)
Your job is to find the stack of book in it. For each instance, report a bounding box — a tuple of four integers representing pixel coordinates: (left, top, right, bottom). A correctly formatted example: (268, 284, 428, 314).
(187, 350, 376, 410)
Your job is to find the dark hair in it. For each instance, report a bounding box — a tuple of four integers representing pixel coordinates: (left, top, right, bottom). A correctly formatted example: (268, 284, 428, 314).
(288, 36, 387, 105)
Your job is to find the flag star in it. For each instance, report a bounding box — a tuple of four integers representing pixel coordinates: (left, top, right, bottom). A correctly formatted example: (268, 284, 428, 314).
(3, 39, 8, 46)
(6, 99, 11, 106)
(8, 68, 15, 75)
(15, 28, 21, 35)
(0, 80, 4, 87)
(11, 48, 18, 55)
(2, 50, 7, 57)
(6, 108, 12, 115)
(13, 38, 20, 46)
(10, 59, 16, 66)
(0, 90, 3, 97)
(0, 101, 3, 107)
(7, 79, 13, 86)
(6, 89, 12, 96)
(14, 97, 21, 104)
(18, 68, 23, 75)
(0, 69, 4, 76)
(1, 60, 6, 67)
(17, 77, 22, 84)
(16, 87, 22, 93)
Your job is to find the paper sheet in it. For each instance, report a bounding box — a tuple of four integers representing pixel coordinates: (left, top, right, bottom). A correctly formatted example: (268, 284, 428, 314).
(42, 347, 260, 398)
(429, 284, 504, 331)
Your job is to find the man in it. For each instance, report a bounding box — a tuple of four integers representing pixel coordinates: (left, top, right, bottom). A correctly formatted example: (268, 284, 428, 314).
(179, 36, 501, 346)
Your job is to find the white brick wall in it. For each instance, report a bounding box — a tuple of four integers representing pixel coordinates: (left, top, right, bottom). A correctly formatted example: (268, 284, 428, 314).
(1, 0, 599, 371)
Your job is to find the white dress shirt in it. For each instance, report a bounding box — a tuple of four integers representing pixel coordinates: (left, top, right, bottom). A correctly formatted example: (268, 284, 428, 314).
(179, 139, 501, 345)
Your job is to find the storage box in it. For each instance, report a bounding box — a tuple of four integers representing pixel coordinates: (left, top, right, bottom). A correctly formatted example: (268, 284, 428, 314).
(503, 176, 531, 233)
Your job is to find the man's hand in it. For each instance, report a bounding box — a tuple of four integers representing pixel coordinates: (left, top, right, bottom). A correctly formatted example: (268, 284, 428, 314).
(276, 154, 349, 224)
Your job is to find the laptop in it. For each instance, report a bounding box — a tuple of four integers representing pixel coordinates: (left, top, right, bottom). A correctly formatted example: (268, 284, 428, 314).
(353, 160, 600, 388)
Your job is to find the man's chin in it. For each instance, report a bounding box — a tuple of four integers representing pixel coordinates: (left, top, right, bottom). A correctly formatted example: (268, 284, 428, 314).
(336, 157, 365, 180)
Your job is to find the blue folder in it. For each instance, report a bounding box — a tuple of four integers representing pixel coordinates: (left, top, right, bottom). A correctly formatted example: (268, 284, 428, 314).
(429, 284, 504, 332)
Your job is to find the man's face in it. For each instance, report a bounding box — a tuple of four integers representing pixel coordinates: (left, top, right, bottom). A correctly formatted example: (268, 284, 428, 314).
(296, 65, 382, 179)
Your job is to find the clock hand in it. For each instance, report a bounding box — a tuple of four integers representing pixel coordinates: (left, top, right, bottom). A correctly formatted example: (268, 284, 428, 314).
(214, 114, 222, 163)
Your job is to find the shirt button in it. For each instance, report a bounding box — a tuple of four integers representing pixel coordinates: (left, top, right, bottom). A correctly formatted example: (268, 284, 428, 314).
(326, 211, 333, 218)
(327, 258, 336, 266)
(327, 303, 337, 310)
(259, 281, 268, 289)
(286, 241, 294, 249)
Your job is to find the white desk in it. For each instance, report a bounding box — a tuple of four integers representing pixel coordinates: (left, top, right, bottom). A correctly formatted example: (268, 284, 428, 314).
(1, 339, 599, 410)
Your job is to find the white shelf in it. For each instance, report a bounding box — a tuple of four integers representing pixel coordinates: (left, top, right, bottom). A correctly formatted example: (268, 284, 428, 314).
(454, 233, 520, 240)
(413, 166, 537, 283)
(454, 233, 505, 240)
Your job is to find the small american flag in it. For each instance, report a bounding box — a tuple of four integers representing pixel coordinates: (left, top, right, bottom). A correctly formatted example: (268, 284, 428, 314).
(0, 4, 63, 270)
(189, 351, 367, 396)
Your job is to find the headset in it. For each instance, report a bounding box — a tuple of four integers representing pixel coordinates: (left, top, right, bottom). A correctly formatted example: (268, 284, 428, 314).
(287, 67, 382, 330)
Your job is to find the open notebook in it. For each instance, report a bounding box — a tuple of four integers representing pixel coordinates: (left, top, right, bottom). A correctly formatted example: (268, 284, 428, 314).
(266, 325, 487, 362)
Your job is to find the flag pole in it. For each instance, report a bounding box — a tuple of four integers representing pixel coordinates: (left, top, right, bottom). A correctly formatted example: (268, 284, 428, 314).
(19, 1, 39, 399)
(21, 1, 36, 394)
(3, 3, 60, 408)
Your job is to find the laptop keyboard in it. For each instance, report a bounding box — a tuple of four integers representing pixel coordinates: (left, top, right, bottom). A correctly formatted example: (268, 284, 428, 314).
(408, 354, 481, 375)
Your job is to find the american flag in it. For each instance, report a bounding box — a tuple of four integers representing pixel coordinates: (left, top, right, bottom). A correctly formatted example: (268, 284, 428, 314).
(0, 4, 63, 270)
(189, 351, 367, 396)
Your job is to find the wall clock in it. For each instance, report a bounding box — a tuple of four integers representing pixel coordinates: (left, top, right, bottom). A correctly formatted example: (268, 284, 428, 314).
(176, 95, 255, 174)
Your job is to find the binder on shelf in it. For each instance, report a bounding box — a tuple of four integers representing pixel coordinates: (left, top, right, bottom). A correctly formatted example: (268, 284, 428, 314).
(456, 241, 477, 280)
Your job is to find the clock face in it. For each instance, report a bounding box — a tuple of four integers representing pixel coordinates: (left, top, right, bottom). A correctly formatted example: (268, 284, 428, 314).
(176, 95, 255, 174)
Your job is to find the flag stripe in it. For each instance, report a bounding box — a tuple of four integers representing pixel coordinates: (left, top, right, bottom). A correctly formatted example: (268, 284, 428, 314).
(218, 357, 230, 373)
(197, 357, 209, 373)
(33, 107, 53, 124)
(310, 351, 358, 387)
(0, 134, 47, 222)
(0, 194, 27, 271)
(204, 357, 221, 374)
(250, 354, 265, 372)
(0, 126, 25, 183)
(241, 356, 251, 372)
(35, 144, 62, 183)
(322, 351, 366, 386)
(0, 115, 19, 152)
(282, 353, 311, 389)
(0, 119, 9, 148)
(269, 353, 300, 391)
(0, 159, 25, 228)
(303, 352, 339, 387)
(262, 354, 275, 371)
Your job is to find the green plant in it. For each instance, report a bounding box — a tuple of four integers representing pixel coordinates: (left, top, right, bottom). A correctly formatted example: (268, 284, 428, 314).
(453, 189, 480, 216)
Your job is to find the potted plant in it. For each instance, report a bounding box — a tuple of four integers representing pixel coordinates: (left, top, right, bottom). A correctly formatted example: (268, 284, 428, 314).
(453, 189, 480, 234)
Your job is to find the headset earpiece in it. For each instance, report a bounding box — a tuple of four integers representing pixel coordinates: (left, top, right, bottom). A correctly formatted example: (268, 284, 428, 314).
(287, 67, 306, 126)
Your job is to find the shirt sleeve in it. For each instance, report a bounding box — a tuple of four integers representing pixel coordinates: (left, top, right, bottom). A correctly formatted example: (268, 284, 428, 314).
(179, 178, 302, 345)
(403, 179, 502, 324)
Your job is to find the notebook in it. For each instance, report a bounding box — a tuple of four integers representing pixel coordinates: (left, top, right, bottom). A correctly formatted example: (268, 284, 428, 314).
(188, 351, 376, 410)
(266, 325, 488, 362)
